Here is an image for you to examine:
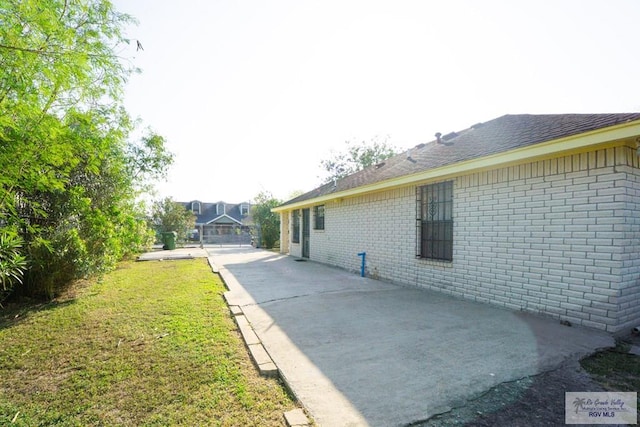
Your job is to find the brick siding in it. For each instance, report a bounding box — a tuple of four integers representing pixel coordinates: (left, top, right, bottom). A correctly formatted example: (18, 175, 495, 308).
(294, 145, 639, 334)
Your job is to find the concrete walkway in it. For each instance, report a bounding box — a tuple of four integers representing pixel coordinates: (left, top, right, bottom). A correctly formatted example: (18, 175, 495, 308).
(207, 247, 613, 427)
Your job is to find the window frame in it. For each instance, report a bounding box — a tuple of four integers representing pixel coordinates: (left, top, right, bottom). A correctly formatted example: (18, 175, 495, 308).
(417, 181, 453, 261)
(292, 210, 300, 243)
(313, 205, 325, 230)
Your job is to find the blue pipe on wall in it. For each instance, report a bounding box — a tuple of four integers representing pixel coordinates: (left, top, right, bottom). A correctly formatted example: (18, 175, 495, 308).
(357, 252, 366, 277)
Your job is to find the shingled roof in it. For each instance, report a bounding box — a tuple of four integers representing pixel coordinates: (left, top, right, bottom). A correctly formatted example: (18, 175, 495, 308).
(280, 113, 640, 207)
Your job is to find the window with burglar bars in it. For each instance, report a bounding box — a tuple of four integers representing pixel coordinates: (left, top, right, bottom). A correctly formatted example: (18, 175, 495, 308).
(292, 210, 300, 243)
(417, 181, 453, 261)
(314, 205, 325, 230)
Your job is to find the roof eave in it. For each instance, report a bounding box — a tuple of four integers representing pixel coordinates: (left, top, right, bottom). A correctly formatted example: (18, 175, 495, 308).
(272, 119, 640, 213)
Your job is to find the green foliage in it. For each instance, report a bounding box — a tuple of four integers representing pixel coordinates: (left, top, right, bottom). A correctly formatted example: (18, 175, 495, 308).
(0, 0, 171, 300)
(0, 0, 134, 111)
(0, 229, 27, 305)
(251, 191, 281, 249)
(320, 135, 398, 183)
(149, 198, 196, 243)
(118, 202, 157, 257)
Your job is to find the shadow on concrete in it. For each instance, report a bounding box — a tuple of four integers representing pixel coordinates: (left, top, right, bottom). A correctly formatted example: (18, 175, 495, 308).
(209, 247, 613, 427)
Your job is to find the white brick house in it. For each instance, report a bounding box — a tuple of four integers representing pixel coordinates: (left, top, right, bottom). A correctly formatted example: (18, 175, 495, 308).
(273, 114, 640, 334)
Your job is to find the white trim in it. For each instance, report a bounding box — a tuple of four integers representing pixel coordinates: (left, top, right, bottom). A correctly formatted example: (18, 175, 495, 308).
(206, 214, 243, 225)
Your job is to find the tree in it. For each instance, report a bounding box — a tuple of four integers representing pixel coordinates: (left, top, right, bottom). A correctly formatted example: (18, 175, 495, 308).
(319, 135, 398, 183)
(287, 190, 305, 200)
(251, 191, 281, 249)
(0, 0, 171, 299)
(150, 198, 196, 244)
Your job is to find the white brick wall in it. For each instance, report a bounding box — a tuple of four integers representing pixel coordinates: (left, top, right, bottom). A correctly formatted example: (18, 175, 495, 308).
(295, 145, 639, 334)
(618, 153, 640, 332)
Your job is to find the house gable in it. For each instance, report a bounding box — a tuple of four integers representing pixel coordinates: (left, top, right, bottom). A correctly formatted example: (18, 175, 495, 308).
(206, 214, 242, 225)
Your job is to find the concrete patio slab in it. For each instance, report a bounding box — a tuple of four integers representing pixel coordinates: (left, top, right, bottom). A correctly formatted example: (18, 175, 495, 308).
(207, 247, 614, 427)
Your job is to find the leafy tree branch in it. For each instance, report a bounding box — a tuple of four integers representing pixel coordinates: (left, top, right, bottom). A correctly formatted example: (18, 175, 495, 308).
(319, 135, 398, 183)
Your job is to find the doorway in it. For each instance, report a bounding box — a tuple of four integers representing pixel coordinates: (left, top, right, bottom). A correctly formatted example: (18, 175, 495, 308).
(302, 208, 310, 258)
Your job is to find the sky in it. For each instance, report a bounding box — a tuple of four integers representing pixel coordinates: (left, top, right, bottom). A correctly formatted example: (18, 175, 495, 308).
(112, 0, 640, 204)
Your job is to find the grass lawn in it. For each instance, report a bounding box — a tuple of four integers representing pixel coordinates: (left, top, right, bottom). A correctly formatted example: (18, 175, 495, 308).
(0, 259, 297, 426)
(581, 341, 640, 394)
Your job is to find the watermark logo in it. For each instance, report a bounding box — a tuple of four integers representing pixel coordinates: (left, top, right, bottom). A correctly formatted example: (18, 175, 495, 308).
(566, 392, 637, 424)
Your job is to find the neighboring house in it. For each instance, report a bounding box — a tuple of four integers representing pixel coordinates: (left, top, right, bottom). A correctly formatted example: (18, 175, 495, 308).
(181, 200, 252, 244)
(273, 113, 640, 334)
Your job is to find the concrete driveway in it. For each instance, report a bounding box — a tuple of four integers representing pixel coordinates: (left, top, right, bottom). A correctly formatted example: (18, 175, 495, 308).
(207, 247, 613, 427)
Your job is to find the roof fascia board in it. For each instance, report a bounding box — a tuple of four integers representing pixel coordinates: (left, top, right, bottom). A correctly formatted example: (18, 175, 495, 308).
(272, 120, 640, 213)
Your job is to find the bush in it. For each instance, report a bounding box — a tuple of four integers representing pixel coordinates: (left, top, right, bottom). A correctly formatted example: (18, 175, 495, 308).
(0, 229, 27, 305)
(251, 192, 281, 249)
(20, 204, 155, 300)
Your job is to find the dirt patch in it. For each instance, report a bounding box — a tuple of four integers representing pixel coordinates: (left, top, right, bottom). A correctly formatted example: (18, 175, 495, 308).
(415, 361, 604, 427)
(415, 337, 639, 427)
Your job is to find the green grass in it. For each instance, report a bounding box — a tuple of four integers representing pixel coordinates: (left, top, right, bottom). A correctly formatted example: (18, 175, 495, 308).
(0, 259, 297, 426)
(581, 341, 640, 393)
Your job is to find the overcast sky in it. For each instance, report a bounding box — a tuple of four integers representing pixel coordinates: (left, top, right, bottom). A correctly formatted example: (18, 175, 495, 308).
(113, 0, 640, 204)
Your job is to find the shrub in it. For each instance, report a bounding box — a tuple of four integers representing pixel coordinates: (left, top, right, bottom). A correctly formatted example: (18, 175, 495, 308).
(0, 229, 27, 305)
